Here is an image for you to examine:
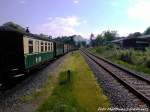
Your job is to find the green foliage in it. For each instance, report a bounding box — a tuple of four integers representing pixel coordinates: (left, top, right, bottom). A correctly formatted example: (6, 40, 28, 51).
(144, 58, 150, 68)
(90, 46, 150, 75)
(59, 71, 72, 85)
(54, 35, 87, 48)
(91, 45, 117, 58)
(144, 26, 150, 35)
(2, 21, 26, 32)
(38, 71, 85, 112)
(113, 59, 150, 75)
(119, 49, 134, 64)
(90, 30, 118, 47)
(112, 49, 145, 65)
(127, 32, 142, 38)
(37, 52, 110, 112)
(95, 34, 104, 46)
(102, 30, 118, 42)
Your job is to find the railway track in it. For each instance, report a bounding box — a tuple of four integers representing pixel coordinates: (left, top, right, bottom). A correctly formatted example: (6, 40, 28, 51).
(81, 49, 150, 107)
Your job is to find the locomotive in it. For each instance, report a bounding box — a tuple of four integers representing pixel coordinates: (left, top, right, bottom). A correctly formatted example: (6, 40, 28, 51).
(0, 27, 75, 87)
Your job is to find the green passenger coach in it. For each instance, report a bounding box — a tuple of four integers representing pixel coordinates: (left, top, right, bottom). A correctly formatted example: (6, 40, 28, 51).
(54, 41, 64, 57)
(0, 27, 55, 86)
(0, 26, 75, 88)
(23, 36, 54, 70)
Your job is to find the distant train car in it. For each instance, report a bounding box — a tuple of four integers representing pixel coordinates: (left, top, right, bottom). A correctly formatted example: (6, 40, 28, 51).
(68, 44, 76, 51)
(63, 44, 73, 54)
(0, 28, 54, 86)
(55, 41, 64, 56)
(64, 44, 68, 54)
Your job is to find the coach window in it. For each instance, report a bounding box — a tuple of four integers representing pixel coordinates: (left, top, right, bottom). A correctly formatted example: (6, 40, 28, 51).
(48, 43, 50, 51)
(51, 43, 54, 51)
(35, 41, 39, 52)
(51, 43, 52, 51)
(29, 40, 33, 53)
(45, 42, 47, 51)
(50, 43, 52, 51)
(49, 43, 51, 51)
(41, 41, 44, 52)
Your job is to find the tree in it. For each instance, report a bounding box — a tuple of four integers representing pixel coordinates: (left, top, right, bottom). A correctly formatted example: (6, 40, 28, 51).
(2, 21, 26, 32)
(54, 35, 86, 48)
(144, 26, 150, 35)
(39, 33, 49, 38)
(81, 41, 86, 47)
(95, 34, 104, 46)
(102, 30, 118, 42)
(90, 33, 96, 47)
(128, 32, 142, 38)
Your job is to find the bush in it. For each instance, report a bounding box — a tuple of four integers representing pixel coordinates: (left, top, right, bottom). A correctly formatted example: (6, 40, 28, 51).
(118, 49, 133, 64)
(93, 46, 150, 67)
(59, 70, 72, 85)
(113, 49, 145, 65)
(91, 46, 150, 75)
(145, 60, 150, 68)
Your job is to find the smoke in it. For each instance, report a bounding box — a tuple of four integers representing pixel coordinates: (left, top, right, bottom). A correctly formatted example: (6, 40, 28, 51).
(73, 35, 84, 42)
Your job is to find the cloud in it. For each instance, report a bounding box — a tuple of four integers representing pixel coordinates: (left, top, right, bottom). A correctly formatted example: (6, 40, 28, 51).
(127, 0, 150, 21)
(117, 27, 144, 36)
(47, 17, 52, 21)
(36, 16, 82, 37)
(92, 26, 144, 37)
(73, 0, 79, 4)
(83, 20, 87, 24)
(19, 0, 26, 4)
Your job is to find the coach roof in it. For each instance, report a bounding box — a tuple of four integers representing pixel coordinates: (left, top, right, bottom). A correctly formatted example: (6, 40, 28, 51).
(0, 26, 53, 41)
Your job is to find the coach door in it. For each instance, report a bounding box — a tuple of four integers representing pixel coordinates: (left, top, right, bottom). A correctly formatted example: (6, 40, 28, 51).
(4, 32, 24, 75)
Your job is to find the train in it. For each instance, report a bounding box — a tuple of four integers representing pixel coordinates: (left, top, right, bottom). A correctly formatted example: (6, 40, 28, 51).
(0, 27, 75, 88)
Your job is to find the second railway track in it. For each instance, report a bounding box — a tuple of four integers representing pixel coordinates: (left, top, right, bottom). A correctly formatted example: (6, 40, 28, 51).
(81, 49, 150, 108)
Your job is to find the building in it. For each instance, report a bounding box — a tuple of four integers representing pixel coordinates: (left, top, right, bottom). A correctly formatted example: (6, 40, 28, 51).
(112, 35, 150, 50)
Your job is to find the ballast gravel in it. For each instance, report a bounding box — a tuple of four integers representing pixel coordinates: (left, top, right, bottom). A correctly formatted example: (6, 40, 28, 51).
(0, 54, 68, 112)
(81, 52, 149, 112)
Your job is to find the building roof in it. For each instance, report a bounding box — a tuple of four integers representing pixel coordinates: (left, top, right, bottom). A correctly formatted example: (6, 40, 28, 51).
(112, 34, 150, 43)
(138, 34, 150, 39)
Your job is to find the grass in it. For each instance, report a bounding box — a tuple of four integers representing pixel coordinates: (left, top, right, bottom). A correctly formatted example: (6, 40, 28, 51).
(36, 51, 110, 112)
(37, 71, 85, 112)
(19, 57, 67, 111)
(90, 46, 150, 76)
(112, 59, 150, 75)
(21, 75, 53, 101)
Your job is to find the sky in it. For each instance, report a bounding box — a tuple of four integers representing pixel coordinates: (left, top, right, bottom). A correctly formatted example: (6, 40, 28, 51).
(1, 0, 150, 38)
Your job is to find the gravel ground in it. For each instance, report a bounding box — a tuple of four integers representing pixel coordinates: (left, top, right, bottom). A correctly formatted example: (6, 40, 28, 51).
(0, 54, 68, 112)
(81, 51, 149, 112)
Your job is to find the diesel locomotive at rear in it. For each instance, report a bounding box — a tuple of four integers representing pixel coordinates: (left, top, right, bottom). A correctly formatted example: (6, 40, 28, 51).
(0, 27, 75, 87)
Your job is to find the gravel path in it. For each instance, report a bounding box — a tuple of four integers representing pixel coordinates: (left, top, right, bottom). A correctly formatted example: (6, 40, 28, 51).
(81, 51, 149, 112)
(0, 54, 68, 112)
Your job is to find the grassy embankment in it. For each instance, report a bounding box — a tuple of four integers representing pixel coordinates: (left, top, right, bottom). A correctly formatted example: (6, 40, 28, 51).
(21, 51, 110, 112)
(89, 46, 150, 76)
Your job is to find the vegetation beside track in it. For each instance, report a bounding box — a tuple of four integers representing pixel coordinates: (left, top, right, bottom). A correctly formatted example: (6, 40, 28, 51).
(21, 51, 110, 112)
(89, 46, 150, 76)
(37, 51, 110, 112)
